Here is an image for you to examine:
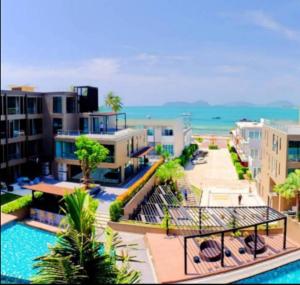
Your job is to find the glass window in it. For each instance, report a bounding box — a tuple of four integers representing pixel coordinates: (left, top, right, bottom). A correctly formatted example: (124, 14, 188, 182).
(162, 128, 173, 136)
(67, 97, 76, 113)
(288, 141, 300, 162)
(163, 144, 174, 155)
(80, 118, 89, 133)
(147, 128, 154, 136)
(53, 97, 62, 113)
(53, 118, 62, 134)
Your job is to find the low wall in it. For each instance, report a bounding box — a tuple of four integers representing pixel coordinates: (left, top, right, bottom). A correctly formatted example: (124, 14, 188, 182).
(123, 174, 156, 219)
(108, 221, 282, 236)
(287, 217, 300, 245)
(10, 207, 30, 220)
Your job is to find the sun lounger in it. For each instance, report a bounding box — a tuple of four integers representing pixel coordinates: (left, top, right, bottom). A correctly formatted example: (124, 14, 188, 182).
(199, 240, 222, 262)
(244, 233, 266, 255)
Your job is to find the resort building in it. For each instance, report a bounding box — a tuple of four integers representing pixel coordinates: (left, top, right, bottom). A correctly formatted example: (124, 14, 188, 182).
(0, 86, 142, 182)
(258, 120, 300, 211)
(231, 120, 263, 179)
(127, 117, 192, 157)
(55, 112, 149, 185)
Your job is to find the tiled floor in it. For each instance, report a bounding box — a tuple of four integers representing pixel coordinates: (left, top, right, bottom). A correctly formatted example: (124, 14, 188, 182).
(1, 213, 17, 226)
(145, 233, 299, 284)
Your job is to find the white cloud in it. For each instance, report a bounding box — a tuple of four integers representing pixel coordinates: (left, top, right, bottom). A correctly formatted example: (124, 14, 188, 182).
(245, 10, 300, 42)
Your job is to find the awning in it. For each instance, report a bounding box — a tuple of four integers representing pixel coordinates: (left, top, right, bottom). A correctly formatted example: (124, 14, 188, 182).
(24, 183, 75, 197)
(130, 146, 153, 158)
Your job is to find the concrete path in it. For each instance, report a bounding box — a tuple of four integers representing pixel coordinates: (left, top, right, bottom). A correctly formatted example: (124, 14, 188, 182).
(185, 148, 265, 206)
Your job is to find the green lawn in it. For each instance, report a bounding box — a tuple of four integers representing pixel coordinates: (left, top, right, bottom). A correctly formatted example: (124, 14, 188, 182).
(0, 193, 21, 206)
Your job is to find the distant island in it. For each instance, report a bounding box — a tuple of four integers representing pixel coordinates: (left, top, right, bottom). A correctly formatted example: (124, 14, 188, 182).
(162, 100, 210, 107)
(162, 100, 297, 108)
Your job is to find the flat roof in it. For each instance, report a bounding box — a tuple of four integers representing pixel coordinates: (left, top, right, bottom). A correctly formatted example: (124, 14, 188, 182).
(24, 183, 75, 196)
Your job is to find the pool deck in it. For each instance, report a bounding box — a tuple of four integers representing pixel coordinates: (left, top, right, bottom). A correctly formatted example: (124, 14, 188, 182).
(145, 233, 299, 284)
(1, 213, 18, 226)
(23, 220, 60, 233)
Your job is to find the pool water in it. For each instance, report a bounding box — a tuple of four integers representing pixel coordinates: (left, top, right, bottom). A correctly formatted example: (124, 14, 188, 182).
(236, 259, 300, 284)
(1, 222, 57, 282)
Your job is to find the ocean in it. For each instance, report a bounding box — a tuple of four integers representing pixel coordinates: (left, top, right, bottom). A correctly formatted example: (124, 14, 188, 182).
(120, 105, 299, 135)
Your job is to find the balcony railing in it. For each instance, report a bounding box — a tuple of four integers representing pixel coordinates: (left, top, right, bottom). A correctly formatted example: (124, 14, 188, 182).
(13, 130, 25, 138)
(56, 129, 124, 136)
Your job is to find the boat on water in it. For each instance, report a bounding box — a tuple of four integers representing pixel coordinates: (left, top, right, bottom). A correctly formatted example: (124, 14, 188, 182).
(212, 116, 221, 120)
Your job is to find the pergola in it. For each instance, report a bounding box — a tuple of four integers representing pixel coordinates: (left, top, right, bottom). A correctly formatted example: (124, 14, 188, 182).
(130, 186, 288, 274)
(24, 183, 75, 201)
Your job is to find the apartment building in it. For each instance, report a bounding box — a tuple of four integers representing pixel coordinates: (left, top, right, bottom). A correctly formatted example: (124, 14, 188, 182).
(231, 120, 263, 179)
(0, 86, 98, 183)
(259, 120, 300, 211)
(55, 112, 149, 185)
(127, 117, 192, 157)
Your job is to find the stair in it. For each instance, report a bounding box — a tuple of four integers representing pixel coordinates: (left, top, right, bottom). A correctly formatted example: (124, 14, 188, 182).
(95, 212, 110, 230)
(177, 177, 198, 207)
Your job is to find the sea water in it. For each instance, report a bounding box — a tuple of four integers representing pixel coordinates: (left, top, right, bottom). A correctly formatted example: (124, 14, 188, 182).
(119, 105, 298, 135)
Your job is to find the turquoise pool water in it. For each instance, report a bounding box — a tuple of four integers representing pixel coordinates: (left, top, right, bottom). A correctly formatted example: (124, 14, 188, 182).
(236, 259, 300, 284)
(1, 222, 56, 283)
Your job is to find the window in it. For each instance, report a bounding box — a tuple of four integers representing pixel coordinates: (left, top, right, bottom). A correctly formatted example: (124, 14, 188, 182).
(288, 141, 300, 162)
(162, 128, 173, 136)
(29, 119, 43, 136)
(67, 97, 76, 113)
(53, 118, 62, 134)
(80, 118, 89, 133)
(147, 128, 154, 136)
(7, 96, 23, 114)
(53, 97, 62, 113)
(103, 144, 115, 163)
(163, 144, 174, 155)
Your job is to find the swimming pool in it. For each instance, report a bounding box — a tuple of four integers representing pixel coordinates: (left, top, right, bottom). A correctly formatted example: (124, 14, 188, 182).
(236, 259, 300, 284)
(1, 222, 57, 283)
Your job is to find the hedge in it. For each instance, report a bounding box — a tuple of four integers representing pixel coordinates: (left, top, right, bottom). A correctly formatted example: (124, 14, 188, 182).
(109, 201, 123, 222)
(1, 192, 43, 214)
(228, 145, 249, 180)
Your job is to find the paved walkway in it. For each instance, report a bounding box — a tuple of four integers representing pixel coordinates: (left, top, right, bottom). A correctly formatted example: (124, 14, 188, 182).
(185, 148, 265, 206)
(1, 213, 17, 226)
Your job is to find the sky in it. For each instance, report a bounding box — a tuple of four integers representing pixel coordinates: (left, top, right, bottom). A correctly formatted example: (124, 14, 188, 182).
(1, 0, 300, 106)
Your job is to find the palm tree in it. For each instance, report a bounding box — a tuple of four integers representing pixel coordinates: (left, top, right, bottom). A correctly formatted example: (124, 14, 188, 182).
(32, 189, 140, 284)
(105, 91, 123, 113)
(156, 159, 185, 192)
(155, 144, 170, 160)
(274, 169, 300, 221)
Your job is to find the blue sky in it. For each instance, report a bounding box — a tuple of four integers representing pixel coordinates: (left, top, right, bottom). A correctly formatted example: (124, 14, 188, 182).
(1, 0, 300, 105)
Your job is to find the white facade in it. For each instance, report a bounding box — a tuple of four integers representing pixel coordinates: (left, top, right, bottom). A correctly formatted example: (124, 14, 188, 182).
(231, 120, 263, 179)
(127, 118, 192, 157)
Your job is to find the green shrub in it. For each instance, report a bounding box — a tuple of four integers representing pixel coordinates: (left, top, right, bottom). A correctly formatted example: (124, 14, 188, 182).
(208, 144, 218, 150)
(237, 170, 244, 180)
(231, 152, 239, 162)
(1, 192, 43, 214)
(109, 201, 123, 222)
(196, 137, 203, 143)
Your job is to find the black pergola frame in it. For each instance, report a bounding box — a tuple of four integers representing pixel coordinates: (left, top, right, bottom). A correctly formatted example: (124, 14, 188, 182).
(89, 112, 127, 133)
(184, 212, 287, 275)
(128, 186, 288, 275)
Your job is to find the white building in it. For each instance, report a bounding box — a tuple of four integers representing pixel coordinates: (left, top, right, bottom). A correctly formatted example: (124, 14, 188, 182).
(127, 117, 192, 157)
(231, 120, 263, 179)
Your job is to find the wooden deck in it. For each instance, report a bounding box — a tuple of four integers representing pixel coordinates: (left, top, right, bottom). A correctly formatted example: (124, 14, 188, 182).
(145, 233, 299, 284)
